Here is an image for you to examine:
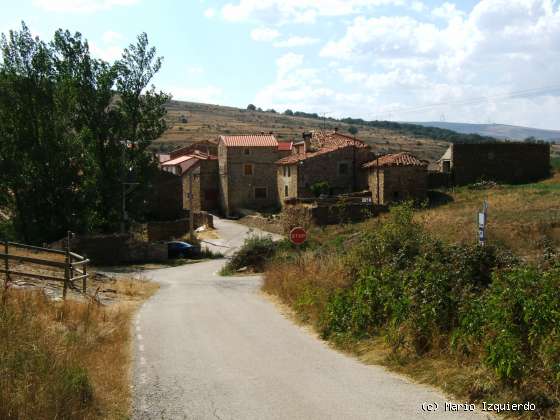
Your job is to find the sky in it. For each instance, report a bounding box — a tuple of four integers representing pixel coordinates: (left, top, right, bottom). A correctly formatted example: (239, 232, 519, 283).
(2, 0, 560, 130)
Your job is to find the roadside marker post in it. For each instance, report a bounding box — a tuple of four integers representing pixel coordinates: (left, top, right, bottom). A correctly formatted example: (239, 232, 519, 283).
(478, 200, 488, 246)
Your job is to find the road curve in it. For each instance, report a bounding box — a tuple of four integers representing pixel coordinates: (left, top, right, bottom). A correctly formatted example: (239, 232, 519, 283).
(132, 219, 490, 420)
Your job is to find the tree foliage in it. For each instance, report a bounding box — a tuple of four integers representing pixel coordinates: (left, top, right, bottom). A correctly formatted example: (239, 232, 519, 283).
(0, 23, 169, 243)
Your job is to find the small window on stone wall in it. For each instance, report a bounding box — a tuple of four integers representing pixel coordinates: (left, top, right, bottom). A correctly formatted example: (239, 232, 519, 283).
(244, 164, 253, 176)
(244, 148, 251, 155)
(255, 187, 267, 199)
(284, 185, 289, 197)
(338, 162, 349, 176)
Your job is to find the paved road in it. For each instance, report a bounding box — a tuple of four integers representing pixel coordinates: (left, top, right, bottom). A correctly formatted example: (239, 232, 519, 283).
(133, 218, 490, 419)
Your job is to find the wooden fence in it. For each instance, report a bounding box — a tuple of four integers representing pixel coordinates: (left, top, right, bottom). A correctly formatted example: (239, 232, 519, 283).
(0, 232, 89, 299)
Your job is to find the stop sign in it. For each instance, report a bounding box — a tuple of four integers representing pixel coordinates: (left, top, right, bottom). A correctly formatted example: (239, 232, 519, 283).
(290, 227, 307, 245)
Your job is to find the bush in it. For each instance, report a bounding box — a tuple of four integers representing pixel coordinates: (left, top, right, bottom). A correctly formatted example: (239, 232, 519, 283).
(221, 234, 277, 274)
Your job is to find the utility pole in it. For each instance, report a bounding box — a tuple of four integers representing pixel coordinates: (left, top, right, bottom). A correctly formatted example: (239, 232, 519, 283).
(120, 140, 139, 234)
(478, 200, 488, 246)
(376, 155, 380, 205)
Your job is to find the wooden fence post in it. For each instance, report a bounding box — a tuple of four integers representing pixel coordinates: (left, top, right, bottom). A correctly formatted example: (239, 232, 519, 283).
(82, 256, 87, 294)
(63, 231, 70, 299)
(3, 240, 9, 287)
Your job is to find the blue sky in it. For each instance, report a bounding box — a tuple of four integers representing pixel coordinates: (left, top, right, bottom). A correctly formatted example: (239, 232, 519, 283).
(2, 0, 560, 129)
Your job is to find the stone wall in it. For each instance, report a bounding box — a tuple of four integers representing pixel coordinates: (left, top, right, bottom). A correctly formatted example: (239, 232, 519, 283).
(450, 143, 551, 185)
(277, 147, 372, 204)
(65, 234, 167, 265)
(147, 219, 189, 242)
(182, 159, 219, 212)
(148, 171, 185, 221)
(283, 201, 384, 226)
(368, 166, 428, 205)
(219, 143, 281, 215)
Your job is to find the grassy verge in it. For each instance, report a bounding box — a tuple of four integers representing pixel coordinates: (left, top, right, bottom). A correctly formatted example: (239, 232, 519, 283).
(263, 200, 560, 418)
(0, 277, 158, 419)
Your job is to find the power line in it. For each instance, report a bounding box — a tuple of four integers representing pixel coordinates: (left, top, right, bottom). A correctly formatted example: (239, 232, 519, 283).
(373, 84, 560, 119)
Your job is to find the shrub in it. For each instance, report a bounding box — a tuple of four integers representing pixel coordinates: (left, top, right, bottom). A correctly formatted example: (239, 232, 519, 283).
(310, 181, 329, 197)
(221, 234, 277, 274)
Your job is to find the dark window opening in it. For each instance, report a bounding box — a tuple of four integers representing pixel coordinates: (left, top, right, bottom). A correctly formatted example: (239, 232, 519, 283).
(255, 187, 267, 199)
(284, 185, 289, 197)
(244, 148, 251, 155)
(338, 162, 349, 176)
(244, 164, 253, 176)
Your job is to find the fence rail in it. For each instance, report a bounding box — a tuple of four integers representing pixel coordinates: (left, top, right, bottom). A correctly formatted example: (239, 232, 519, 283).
(1, 232, 89, 299)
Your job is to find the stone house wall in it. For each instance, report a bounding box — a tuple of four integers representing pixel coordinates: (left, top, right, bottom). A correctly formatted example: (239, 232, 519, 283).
(148, 171, 185, 221)
(450, 143, 550, 185)
(368, 166, 428, 205)
(182, 159, 219, 212)
(277, 147, 371, 205)
(219, 142, 280, 215)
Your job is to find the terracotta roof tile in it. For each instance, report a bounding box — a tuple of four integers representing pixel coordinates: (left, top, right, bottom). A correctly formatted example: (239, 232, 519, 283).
(277, 141, 293, 151)
(363, 152, 427, 168)
(276, 146, 345, 165)
(220, 134, 278, 147)
(311, 131, 367, 149)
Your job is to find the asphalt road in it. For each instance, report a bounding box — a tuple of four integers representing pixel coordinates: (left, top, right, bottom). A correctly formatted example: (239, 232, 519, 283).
(132, 218, 490, 420)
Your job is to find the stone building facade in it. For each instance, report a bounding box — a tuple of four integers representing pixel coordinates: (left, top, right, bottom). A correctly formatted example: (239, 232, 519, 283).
(182, 158, 220, 212)
(218, 135, 286, 216)
(438, 142, 551, 185)
(276, 131, 373, 204)
(364, 152, 428, 205)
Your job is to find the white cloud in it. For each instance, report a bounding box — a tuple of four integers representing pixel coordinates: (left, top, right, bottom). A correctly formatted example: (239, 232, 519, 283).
(90, 43, 122, 61)
(432, 2, 465, 21)
(221, 0, 413, 24)
(185, 65, 205, 75)
(204, 8, 216, 18)
(32, 0, 138, 13)
(273, 36, 320, 48)
(101, 30, 124, 44)
(250, 27, 281, 41)
(276, 53, 304, 77)
(170, 86, 223, 104)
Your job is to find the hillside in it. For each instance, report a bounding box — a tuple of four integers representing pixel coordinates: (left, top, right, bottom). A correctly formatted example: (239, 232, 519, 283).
(157, 101, 450, 162)
(412, 121, 560, 142)
(156, 100, 560, 163)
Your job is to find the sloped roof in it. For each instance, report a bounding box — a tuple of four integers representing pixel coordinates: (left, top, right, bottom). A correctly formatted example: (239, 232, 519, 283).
(220, 134, 278, 147)
(162, 155, 192, 166)
(362, 152, 427, 168)
(277, 141, 293, 151)
(311, 131, 367, 149)
(276, 146, 347, 165)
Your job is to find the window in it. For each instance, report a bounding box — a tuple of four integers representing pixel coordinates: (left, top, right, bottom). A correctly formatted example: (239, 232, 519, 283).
(244, 148, 251, 155)
(338, 162, 349, 176)
(244, 164, 253, 176)
(442, 160, 451, 173)
(284, 185, 289, 197)
(283, 166, 287, 176)
(255, 187, 267, 199)
(282, 166, 291, 177)
(287, 166, 291, 177)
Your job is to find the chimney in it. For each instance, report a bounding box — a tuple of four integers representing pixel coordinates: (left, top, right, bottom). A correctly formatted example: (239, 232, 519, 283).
(302, 132, 312, 153)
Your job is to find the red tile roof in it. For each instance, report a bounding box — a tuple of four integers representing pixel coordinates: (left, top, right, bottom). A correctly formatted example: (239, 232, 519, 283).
(311, 131, 367, 149)
(162, 155, 192, 166)
(276, 146, 347, 165)
(220, 134, 278, 147)
(363, 152, 427, 168)
(277, 141, 293, 151)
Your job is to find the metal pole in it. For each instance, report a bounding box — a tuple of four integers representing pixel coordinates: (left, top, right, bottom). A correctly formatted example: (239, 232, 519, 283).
(189, 173, 194, 241)
(82, 256, 87, 294)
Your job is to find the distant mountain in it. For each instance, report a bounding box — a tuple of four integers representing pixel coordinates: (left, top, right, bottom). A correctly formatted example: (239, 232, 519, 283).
(411, 122, 560, 142)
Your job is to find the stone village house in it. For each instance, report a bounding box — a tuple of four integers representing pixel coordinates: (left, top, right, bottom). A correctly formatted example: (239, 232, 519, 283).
(363, 152, 428, 205)
(218, 135, 292, 216)
(160, 150, 220, 212)
(275, 130, 373, 203)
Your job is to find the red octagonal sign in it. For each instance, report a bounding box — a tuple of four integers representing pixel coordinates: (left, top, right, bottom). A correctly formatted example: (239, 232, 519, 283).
(290, 227, 307, 245)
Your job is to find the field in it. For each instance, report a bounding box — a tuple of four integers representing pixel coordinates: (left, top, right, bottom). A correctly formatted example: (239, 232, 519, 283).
(157, 101, 450, 162)
(0, 262, 158, 419)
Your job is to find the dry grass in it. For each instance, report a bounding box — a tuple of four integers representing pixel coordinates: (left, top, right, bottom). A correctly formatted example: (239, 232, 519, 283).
(157, 100, 449, 162)
(0, 277, 158, 419)
(417, 172, 560, 260)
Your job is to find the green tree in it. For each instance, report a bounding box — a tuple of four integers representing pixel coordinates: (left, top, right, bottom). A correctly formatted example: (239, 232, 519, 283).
(284, 109, 294, 116)
(348, 126, 359, 136)
(247, 104, 256, 111)
(0, 23, 169, 243)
